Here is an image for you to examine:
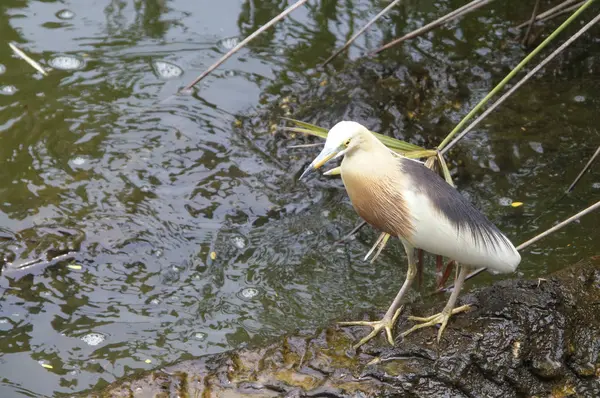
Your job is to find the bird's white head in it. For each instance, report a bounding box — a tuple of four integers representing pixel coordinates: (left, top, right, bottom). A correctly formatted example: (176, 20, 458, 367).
(299, 121, 368, 179)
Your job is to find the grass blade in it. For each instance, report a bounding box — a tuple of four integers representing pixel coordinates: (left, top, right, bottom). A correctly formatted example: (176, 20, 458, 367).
(282, 118, 425, 152)
(436, 152, 455, 187)
(440, 10, 600, 155)
(437, 0, 596, 152)
(281, 117, 328, 133)
(322, 0, 403, 66)
(9, 43, 47, 76)
(180, 0, 308, 91)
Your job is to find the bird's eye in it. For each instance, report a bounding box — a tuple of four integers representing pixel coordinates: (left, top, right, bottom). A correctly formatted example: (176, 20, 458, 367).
(344, 139, 351, 147)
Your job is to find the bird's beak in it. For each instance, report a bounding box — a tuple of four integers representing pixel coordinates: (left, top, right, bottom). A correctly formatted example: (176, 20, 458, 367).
(299, 145, 343, 180)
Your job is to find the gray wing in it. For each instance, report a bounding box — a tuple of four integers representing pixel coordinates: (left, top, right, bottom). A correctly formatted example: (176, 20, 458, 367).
(399, 158, 513, 253)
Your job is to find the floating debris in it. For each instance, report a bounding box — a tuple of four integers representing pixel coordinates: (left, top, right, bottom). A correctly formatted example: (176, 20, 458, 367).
(38, 361, 53, 369)
(48, 55, 85, 71)
(144, 359, 152, 364)
(0, 85, 17, 95)
(240, 287, 259, 299)
(529, 142, 544, 154)
(210, 251, 217, 260)
(81, 333, 106, 346)
(67, 264, 82, 270)
(219, 36, 240, 51)
(56, 9, 75, 20)
(151, 60, 183, 79)
(9, 43, 47, 76)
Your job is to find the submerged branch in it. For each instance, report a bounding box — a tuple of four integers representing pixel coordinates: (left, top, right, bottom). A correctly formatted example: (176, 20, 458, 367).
(522, 0, 542, 46)
(180, 0, 308, 92)
(371, 0, 492, 55)
(566, 145, 600, 193)
(516, 0, 580, 28)
(322, 0, 403, 66)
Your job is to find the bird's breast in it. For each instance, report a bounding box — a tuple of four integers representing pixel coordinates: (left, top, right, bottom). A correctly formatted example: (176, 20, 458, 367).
(341, 165, 415, 239)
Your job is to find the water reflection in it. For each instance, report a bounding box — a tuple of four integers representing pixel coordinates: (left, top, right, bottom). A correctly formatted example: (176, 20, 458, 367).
(0, 0, 598, 396)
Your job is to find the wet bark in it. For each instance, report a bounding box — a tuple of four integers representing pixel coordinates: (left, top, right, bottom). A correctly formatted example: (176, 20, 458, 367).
(89, 257, 600, 397)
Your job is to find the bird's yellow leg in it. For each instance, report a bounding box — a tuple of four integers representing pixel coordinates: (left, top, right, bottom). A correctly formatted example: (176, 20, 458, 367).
(401, 265, 471, 342)
(339, 245, 417, 349)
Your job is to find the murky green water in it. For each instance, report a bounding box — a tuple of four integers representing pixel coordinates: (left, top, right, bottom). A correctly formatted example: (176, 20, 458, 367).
(0, 0, 598, 395)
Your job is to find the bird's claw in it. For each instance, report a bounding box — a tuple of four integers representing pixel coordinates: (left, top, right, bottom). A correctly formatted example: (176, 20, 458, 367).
(401, 304, 471, 342)
(338, 306, 403, 349)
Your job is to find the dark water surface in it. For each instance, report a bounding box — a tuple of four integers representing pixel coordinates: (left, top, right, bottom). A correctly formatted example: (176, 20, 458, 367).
(0, 0, 599, 395)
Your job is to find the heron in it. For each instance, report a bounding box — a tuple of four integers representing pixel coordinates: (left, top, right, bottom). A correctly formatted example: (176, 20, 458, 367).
(300, 121, 521, 349)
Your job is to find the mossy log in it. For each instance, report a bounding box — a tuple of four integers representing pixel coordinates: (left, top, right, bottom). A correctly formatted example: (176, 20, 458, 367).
(90, 257, 600, 397)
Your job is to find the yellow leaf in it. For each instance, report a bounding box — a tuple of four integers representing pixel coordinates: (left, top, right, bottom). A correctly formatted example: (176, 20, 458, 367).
(67, 264, 82, 270)
(511, 202, 523, 208)
(145, 359, 152, 364)
(41, 363, 53, 369)
(210, 252, 216, 260)
(319, 80, 327, 87)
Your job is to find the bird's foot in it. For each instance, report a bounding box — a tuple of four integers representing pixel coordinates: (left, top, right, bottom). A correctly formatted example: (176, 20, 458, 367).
(338, 306, 403, 349)
(401, 304, 470, 342)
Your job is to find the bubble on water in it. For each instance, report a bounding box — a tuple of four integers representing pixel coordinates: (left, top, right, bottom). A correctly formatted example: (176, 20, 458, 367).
(179, 87, 193, 96)
(194, 332, 207, 341)
(321, 210, 330, 217)
(0, 85, 17, 95)
(49, 55, 85, 70)
(150, 298, 161, 305)
(232, 236, 246, 249)
(56, 9, 75, 20)
(140, 185, 152, 193)
(219, 36, 239, 50)
(574, 95, 585, 103)
(81, 333, 106, 346)
(0, 64, 5, 75)
(0, 318, 8, 324)
(240, 287, 259, 300)
(71, 157, 86, 166)
(152, 60, 183, 79)
(498, 197, 512, 206)
(592, 182, 600, 189)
